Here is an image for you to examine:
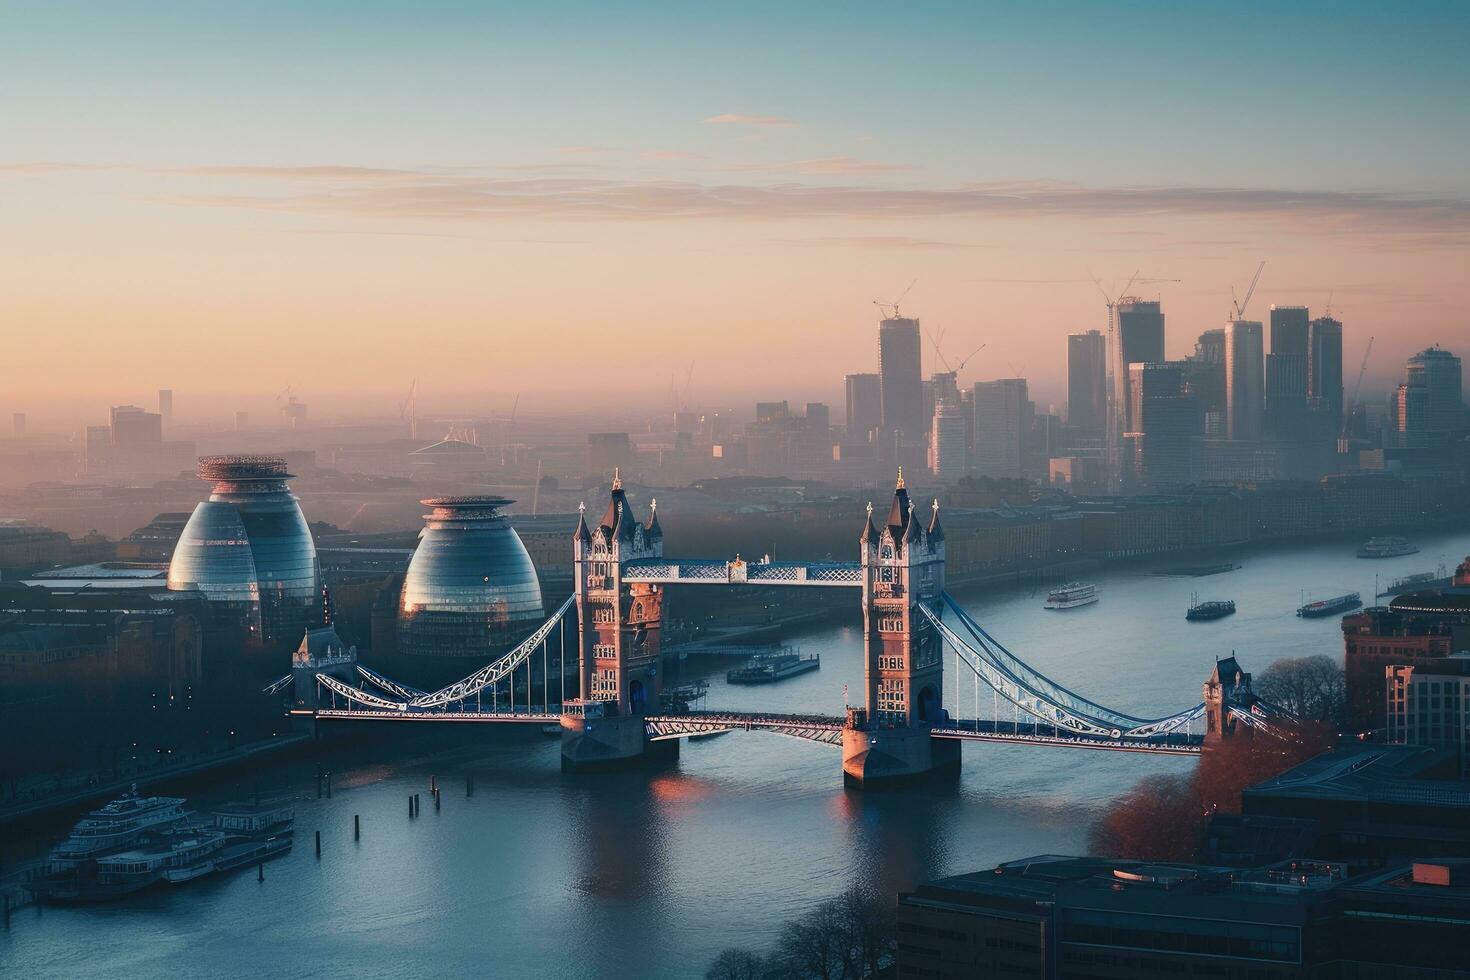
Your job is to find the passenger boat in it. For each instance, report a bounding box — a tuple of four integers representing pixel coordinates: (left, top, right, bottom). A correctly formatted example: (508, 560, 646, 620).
(1044, 583, 1098, 610)
(44, 829, 228, 903)
(1377, 569, 1451, 597)
(1296, 592, 1362, 618)
(43, 789, 190, 869)
(1357, 536, 1418, 559)
(726, 652, 820, 684)
(1186, 595, 1236, 621)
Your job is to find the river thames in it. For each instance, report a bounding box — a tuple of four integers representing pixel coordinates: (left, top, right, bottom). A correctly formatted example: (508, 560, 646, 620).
(4, 529, 1468, 979)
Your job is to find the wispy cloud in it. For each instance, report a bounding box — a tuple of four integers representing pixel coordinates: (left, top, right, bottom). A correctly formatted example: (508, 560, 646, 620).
(702, 113, 797, 129)
(724, 156, 919, 175)
(644, 150, 708, 161)
(772, 235, 984, 250)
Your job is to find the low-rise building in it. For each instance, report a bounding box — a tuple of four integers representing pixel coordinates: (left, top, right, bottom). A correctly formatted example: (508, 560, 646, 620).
(1387, 652, 1470, 775)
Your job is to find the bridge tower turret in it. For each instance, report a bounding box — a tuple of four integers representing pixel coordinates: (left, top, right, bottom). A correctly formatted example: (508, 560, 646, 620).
(843, 470, 961, 787)
(1203, 655, 1253, 743)
(562, 471, 674, 770)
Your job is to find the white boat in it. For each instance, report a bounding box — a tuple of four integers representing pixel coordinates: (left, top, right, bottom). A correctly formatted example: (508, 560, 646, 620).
(1357, 536, 1418, 559)
(1045, 582, 1099, 610)
(46, 788, 190, 869)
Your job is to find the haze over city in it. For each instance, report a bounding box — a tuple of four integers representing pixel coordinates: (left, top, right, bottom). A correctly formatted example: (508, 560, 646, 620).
(4, 2, 1468, 422)
(5, 5, 1470, 979)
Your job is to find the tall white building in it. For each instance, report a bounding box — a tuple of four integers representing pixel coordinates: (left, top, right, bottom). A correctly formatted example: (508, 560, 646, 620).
(928, 400, 967, 480)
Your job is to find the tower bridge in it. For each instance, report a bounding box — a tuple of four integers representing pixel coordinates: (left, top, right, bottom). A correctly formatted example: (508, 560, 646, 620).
(276, 471, 1286, 787)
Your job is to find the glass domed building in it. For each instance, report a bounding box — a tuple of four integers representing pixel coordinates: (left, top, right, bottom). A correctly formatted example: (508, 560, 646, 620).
(168, 456, 322, 646)
(397, 496, 544, 665)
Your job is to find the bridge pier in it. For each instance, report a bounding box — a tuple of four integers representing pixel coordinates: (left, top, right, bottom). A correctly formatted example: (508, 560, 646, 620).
(560, 704, 677, 772)
(841, 710, 960, 788)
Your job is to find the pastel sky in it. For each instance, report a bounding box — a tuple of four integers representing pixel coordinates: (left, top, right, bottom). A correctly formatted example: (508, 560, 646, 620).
(3, 1, 1467, 423)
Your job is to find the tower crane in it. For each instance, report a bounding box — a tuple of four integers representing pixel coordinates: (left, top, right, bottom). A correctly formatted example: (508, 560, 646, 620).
(1340, 335, 1374, 451)
(873, 278, 917, 320)
(1230, 261, 1266, 321)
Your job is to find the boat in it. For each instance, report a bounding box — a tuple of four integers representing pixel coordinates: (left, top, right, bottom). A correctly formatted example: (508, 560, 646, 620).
(1044, 583, 1099, 610)
(1296, 593, 1362, 618)
(43, 788, 190, 869)
(1357, 536, 1419, 559)
(1186, 595, 1236, 621)
(1155, 562, 1241, 578)
(726, 651, 820, 684)
(44, 828, 228, 903)
(1377, 568, 1451, 597)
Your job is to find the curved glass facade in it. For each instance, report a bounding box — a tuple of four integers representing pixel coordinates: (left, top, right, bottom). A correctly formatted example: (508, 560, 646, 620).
(398, 497, 544, 660)
(168, 456, 322, 646)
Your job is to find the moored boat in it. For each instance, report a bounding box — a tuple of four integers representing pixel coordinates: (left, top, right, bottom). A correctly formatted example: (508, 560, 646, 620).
(1045, 582, 1098, 610)
(1296, 592, 1362, 618)
(726, 652, 820, 684)
(1186, 596, 1236, 621)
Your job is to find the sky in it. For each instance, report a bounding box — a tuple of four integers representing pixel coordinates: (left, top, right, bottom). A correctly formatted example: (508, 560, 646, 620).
(3, 1, 1468, 424)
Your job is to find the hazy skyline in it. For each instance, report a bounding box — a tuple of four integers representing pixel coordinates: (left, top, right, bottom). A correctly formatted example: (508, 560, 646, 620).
(4, 1, 1468, 421)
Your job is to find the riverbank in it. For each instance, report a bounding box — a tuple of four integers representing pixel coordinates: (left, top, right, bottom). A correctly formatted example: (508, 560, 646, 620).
(0, 733, 311, 828)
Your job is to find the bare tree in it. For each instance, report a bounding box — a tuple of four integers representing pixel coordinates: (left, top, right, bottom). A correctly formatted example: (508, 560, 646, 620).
(706, 949, 775, 980)
(1255, 655, 1346, 724)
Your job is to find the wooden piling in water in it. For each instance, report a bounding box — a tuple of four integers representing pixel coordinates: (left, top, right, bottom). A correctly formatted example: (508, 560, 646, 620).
(315, 830, 321, 857)
(354, 814, 360, 841)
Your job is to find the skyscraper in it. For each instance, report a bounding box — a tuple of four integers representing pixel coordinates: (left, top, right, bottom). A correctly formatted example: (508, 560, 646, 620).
(109, 404, 162, 449)
(1126, 362, 1195, 488)
(1224, 319, 1264, 441)
(1308, 316, 1344, 429)
(1115, 299, 1165, 434)
(879, 317, 924, 448)
(1266, 306, 1310, 442)
(1188, 329, 1227, 437)
(1404, 347, 1464, 435)
(845, 373, 882, 441)
(972, 379, 1027, 479)
(1067, 330, 1106, 435)
(158, 389, 174, 426)
(928, 399, 967, 480)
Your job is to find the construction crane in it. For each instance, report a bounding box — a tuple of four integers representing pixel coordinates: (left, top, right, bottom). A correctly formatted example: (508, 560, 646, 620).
(1340, 335, 1375, 452)
(1230, 261, 1266, 321)
(873, 278, 917, 320)
(925, 326, 987, 384)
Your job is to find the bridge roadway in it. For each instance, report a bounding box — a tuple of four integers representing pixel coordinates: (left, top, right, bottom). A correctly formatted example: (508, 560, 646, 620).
(620, 558, 862, 587)
(296, 706, 1201, 754)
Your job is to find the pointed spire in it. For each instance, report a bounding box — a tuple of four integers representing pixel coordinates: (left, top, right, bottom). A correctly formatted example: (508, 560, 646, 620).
(903, 500, 921, 542)
(927, 497, 945, 541)
(611, 466, 622, 491)
(645, 496, 663, 539)
(896, 466, 905, 490)
(574, 502, 591, 542)
(860, 500, 880, 543)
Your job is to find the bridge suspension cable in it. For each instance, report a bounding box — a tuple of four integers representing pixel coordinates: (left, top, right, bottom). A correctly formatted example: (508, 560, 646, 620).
(356, 664, 426, 701)
(408, 595, 575, 709)
(317, 672, 408, 711)
(920, 600, 1204, 740)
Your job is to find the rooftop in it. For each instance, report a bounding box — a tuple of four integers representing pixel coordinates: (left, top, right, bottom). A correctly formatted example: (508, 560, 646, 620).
(1244, 743, 1470, 809)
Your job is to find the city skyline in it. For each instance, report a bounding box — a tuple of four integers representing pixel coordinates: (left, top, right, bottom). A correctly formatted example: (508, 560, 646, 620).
(4, 2, 1469, 417)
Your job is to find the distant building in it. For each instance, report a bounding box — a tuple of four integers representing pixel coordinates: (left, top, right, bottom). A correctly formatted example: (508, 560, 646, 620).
(928, 400, 967, 480)
(1308, 315, 1344, 430)
(158, 388, 173, 426)
(1265, 305, 1310, 442)
(844, 373, 881, 442)
(11, 412, 25, 436)
(1404, 346, 1464, 437)
(1188, 328, 1227, 437)
(586, 432, 633, 478)
(972, 379, 1027, 479)
(1066, 329, 1106, 435)
(110, 404, 162, 448)
(1126, 361, 1195, 488)
(878, 316, 925, 449)
(1115, 298, 1165, 434)
(754, 400, 790, 422)
(1225, 319, 1264, 441)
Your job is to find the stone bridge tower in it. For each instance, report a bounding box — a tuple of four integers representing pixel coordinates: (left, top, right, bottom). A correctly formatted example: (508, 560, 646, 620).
(562, 472, 673, 770)
(1203, 655, 1253, 743)
(843, 471, 961, 787)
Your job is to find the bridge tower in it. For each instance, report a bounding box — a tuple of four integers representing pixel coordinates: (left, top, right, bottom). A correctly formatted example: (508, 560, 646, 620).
(561, 472, 674, 770)
(1203, 655, 1253, 743)
(843, 471, 961, 787)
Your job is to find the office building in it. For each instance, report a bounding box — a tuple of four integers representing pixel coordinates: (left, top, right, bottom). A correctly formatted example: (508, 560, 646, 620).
(1405, 346, 1464, 435)
(11, 412, 25, 436)
(395, 496, 545, 675)
(1394, 382, 1431, 447)
(1115, 298, 1165, 434)
(109, 404, 163, 448)
(928, 399, 967, 480)
(754, 400, 790, 422)
(878, 316, 925, 448)
(1387, 654, 1470, 775)
(1188, 328, 1227, 437)
(1265, 305, 1310, 442)
(168, 455, 323, 649)
(1126, 362, 1195, 488)
(1308, 315, 1343, 428)
(158, 388, 173, 426)
(844, 373, 881, 442)
(972, 379, 1027, 479)
(1066, 329, 1106, 435)
(1224, 319, 1264, 441)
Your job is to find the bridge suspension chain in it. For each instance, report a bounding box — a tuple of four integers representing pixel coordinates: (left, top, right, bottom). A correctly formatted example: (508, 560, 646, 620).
(356, 664, 426, 701)
(317, 672, 408, 711)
